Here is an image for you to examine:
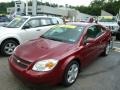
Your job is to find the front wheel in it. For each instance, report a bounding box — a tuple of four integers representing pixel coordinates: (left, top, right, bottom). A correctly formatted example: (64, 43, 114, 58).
(62, 61, 79, 87)
(0, 40, 18, 56)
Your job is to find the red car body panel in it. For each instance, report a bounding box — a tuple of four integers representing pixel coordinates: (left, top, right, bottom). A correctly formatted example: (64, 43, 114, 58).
(8, 23, 111, 85)
(9, 55, 64, 85)
(15, 38, 75, 62)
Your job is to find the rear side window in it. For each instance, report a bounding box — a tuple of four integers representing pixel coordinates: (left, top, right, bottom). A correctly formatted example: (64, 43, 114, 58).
(40, 18, 52, 26)
(26, 18, 40, 28)
(87, 25, 102, 38)
(51, 18, 58, 25)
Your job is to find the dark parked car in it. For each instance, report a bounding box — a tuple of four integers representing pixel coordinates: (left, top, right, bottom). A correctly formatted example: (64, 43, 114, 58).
(0, 16, 10, 26)
(8, 22, 112, 87)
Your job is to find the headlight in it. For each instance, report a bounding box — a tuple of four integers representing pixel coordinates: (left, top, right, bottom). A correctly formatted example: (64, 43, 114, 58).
(32, 59, 58, 71)
(112, 26, 119, 31)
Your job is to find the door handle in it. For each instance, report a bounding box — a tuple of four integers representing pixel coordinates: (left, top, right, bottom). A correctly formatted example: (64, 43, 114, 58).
(36, 29, 41, 31)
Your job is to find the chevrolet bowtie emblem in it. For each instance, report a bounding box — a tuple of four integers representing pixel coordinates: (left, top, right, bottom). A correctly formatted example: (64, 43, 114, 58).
(17, 60, 20, 63)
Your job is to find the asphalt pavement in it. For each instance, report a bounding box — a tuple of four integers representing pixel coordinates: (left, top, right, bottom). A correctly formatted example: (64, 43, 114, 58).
(0, 40, 120, 90)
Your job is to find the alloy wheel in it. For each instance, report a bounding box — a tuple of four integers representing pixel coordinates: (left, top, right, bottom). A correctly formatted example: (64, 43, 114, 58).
(66, 63, 79, 84)
(3, 42, 17, 55)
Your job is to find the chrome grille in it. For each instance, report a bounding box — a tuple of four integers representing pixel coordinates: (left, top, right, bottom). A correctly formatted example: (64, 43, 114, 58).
(13, 55, 31, 69)
(107, 26, 115, 31)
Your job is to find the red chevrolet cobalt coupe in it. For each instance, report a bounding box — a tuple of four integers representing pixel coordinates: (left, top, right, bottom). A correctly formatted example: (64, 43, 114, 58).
(8, 22, 112, 86)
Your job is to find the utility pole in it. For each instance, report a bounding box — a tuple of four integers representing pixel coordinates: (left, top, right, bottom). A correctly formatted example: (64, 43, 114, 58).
(32, 0, 37, 15)
(26, 0, 28, 15)
(117, 9, 120, 20)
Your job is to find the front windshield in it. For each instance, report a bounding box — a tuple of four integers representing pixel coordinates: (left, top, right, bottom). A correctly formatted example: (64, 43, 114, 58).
(7, 17, 28, 28)
(41, 25, 84, 43)
(98, 16, 117, 22)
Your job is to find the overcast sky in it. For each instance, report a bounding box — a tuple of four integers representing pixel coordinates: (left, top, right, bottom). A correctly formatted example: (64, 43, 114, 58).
(0, 0, 92, 6)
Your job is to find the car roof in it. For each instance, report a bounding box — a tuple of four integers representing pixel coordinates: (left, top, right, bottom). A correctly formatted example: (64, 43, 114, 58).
(66, 22, 95, 27)
(18, 16, 60, 19)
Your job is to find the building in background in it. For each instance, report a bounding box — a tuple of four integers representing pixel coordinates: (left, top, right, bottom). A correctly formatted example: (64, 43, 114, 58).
(15, 1, 25, 15)
(7, 1, 92, 21)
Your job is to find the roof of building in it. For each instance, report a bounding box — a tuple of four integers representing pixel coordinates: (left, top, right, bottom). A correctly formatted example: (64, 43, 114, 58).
(15, 15, 61, 19)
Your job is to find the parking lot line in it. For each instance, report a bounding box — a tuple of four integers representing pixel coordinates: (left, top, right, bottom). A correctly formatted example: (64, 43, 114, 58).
(113, 47, 120, 52)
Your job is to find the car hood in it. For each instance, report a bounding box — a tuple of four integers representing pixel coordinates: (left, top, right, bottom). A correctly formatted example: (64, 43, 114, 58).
(0, 26, 19, 35)
(98, 22, 119, 27)
(15, 38, 74, 62)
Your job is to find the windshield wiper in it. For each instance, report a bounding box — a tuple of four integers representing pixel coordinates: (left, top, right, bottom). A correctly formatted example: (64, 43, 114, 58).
(48, 38, 64, 42)
(40, 35, 49, 39)
(41, 35, 64, 42)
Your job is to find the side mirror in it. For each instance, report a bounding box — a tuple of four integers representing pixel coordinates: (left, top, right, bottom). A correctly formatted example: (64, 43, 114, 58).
(85, 38, 95, 44)
(22, 25, 30, 29)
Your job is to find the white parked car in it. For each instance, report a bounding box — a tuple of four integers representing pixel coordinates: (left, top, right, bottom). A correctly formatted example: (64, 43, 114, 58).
(0, 16, 63, 56)
(97, 16, 119, 35)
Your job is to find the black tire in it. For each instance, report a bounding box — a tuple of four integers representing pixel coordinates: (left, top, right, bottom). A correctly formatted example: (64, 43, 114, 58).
(116, 33, 120, 40)
(62, 61, 79, 87)
(0, 40, 18, 56)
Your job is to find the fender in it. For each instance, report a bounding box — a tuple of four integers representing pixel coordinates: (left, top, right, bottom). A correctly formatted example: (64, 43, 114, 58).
(61, 55, 80, 71)
(0, 33, 22, 45)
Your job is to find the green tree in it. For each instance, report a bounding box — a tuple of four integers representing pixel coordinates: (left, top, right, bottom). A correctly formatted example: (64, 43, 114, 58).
(75, 0, 120, 16)
(0, 2, 14, 14)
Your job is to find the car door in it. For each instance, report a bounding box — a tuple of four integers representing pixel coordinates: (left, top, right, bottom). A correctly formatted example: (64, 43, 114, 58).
(80, 25, 102, 67)
(95, 25, 108, 53)
(19, 18, 42, 43)
(19, 18, 58, 44)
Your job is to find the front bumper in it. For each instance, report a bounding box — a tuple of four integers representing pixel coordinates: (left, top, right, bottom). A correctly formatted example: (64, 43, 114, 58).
(111, 29, 119, 35)
(8, 56, 63, 86)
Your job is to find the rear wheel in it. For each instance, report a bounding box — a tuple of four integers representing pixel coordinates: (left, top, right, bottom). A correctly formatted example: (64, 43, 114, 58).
(102, 42, 112, 56)
(116, 33, 120, 40)
(62, 61, 79, 87)
(0, 40, 18, 56)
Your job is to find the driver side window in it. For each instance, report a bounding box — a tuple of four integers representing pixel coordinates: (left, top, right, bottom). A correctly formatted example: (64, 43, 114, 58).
(23, 18, 40, 29)
(87, 25, 102, 38)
